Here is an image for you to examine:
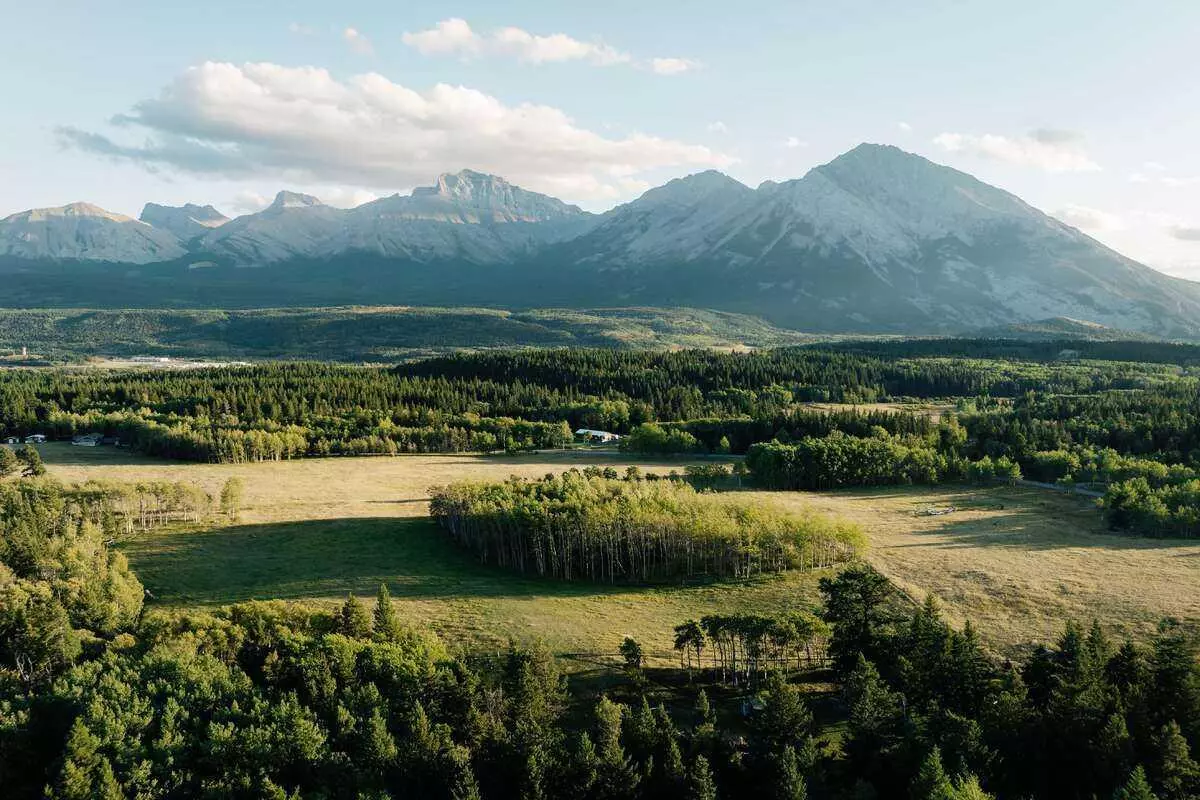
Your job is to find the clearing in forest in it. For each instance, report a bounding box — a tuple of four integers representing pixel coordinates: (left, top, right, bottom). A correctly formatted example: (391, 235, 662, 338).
(40, 444, 1200, 659)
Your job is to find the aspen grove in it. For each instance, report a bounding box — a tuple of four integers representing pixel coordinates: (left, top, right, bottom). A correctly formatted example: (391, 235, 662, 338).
(429, 470, 864, 583)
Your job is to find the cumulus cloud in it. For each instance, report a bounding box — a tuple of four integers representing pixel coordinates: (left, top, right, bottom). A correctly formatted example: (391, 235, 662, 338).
(402, 18, 692, 72)
(783, 136, 808, 149)
(230, 190, 271, 214)
(57, 61, 732, 204)
(288, 22, 315, 36)
(1053, 204, 1126, 232)
(402, 17, 628, 65)
(932, 129, 1100, 172)
(706, 121, 728, 133)
(897, 121, 912, 132)
(401, 18, 482, 57)
(650, 57, 700, 75)
(343, 27, 373, 55)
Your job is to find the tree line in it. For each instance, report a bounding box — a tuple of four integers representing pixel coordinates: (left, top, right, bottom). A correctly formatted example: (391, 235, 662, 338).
(2, 345, 1192, 464)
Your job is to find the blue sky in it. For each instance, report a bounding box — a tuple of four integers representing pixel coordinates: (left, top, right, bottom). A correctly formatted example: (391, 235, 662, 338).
(4, 0, 1200, 277)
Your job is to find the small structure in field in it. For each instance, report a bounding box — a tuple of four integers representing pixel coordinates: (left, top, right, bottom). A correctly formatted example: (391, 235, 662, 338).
(72, 433, 104, 447)
(2, 436, 18, 445)
(24, 434, 46, 444)
(575, 428, 621, 444)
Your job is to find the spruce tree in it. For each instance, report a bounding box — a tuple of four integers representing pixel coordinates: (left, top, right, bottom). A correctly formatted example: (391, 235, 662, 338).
(773, 745, 808, 800)
(1152, 721, 1199, 800)
(1114, 767, 1159, 800)
(373, 583, 402, 642)
(339, 593, 372, 638)
(686, 755, 718, 800)
(910, 747, 955, 800)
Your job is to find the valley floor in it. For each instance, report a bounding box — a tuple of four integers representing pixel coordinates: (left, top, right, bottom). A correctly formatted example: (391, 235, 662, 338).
(42, 444, 1200, 660)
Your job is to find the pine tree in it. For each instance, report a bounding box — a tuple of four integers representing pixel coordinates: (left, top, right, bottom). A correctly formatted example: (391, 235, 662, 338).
(910, 747, 956, 800)
(686, 755, 718, 800)
(594, 696, 639, 798)
(754, 673, 815, 765)
(951, 774, 995, 799)
(1114, 767, 1159, 800)
(445, 744, 482, 800)
(773, 746, 808, 800)
(373, 583, 402, 642)
(1152, 721, 1199, 800)
(339, 593, 372, 638)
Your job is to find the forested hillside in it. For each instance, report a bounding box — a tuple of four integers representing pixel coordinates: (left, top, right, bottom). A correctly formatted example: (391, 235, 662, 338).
(0, 306, 812, 362)
(2, 479, 1197, 799)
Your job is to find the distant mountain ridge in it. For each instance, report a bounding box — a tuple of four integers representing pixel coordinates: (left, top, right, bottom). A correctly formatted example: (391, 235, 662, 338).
(3, 146, 1200, 338)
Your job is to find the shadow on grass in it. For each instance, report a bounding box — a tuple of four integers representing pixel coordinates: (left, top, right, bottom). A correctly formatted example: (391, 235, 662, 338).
(121, 516, 766, 606)
(870, 485, 1200, 553)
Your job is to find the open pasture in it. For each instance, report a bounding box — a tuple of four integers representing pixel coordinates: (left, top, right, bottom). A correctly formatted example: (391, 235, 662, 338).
(41, 444, 1200, 659)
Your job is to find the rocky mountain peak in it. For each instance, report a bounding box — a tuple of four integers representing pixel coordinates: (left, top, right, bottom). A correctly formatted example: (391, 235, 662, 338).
(633, 170, 751, 208)
(140, 202, 229, 240)
(270, 191, 324, 210)
(405, 170, 582, 222)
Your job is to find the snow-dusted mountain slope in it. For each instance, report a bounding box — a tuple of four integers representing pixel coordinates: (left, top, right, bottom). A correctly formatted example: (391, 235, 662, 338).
(544, 144, 1200, 337)
(197, 192, 345, 264)
(561, 170, 756, 264)
(4, 148, 1200, 337)
(140, 203, 229, 241)
(194, 171, 593, 265)
(0, 202, 186, 264)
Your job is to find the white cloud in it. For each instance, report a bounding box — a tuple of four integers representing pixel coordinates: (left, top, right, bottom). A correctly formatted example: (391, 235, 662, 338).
(1129, 163, 1199, 186)
(402, 18, 691, 72)
(1169, 225, 1200, 242)
(493, 26, 629, 65)
(897, 121, 912, 132)
(58, 62, 733, 204)
(783, 136, 808, 149)
(1052, 204, 1126, 232)
(401, 18, 482, 57)
(650, 57, 700, 75)
(706, 121, 728, 134)
(932, 129, 1100, 172)
(343, 27, 373, 55)
(288, 22, 315, 36)
(230, 190, 271, 214)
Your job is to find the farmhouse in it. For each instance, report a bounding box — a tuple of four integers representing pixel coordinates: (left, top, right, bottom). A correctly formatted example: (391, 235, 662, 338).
(574, 428, 621, 444)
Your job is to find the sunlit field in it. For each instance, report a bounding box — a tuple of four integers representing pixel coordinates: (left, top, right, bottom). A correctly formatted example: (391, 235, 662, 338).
(41, 444, 1200, 660)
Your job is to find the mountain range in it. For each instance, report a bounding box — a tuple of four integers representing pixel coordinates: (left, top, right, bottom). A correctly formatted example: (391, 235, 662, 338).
(3, 144, 1199, 338)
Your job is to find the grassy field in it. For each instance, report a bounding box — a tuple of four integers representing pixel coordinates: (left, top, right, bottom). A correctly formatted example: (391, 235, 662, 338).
(40, 444, 1200, 659)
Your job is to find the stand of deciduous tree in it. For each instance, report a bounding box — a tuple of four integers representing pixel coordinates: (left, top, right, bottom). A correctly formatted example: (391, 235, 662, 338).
(430, 470, 864, 583)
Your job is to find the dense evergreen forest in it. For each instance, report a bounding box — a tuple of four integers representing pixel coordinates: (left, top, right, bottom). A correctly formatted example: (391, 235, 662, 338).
(2, 341, 1197, 535)
(2, 479, 1198, 799)
(430, 470, 864, 582)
